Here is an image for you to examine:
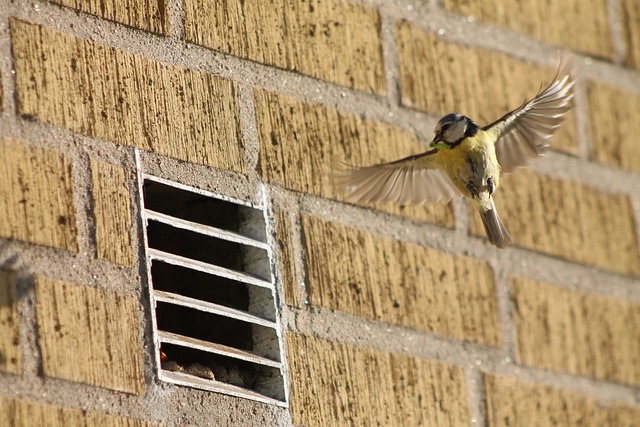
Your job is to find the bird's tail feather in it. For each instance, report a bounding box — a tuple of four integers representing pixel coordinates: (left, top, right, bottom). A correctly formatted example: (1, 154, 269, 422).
(478, 201, 512, 249)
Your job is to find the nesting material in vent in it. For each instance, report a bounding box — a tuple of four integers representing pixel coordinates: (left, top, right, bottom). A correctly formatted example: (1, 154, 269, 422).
(141, 177, 286, 406)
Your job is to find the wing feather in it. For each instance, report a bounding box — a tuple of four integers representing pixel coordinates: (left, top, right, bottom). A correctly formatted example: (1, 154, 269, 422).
(334, 151, 462, 206)
(484, 67, 575, 172)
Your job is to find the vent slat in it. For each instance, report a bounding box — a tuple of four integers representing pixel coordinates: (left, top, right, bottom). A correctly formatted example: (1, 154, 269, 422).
(159, 370, 286, 407)
(148, 248, 273, 289)
(154, 290, 277, 329)
(158, 330, 282, 369)
(146, 209, 269, 250)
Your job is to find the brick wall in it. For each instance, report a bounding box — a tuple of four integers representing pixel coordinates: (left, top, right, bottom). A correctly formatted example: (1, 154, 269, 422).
(0, 0, 639, 426)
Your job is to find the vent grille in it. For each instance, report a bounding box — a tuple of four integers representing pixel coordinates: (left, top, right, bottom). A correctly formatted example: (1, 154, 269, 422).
(140, 176, 286, 406)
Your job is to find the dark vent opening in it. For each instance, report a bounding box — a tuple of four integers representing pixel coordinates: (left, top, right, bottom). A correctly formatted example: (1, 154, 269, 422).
(147, 220, 270, 280)
(147, 220, 271, 280)
(143, 180, 266, 243)
(161, 343, 285, 401)
(142, 177, 285, 405)
(151, 261, 276, 321)
(156, 302, 280, 361)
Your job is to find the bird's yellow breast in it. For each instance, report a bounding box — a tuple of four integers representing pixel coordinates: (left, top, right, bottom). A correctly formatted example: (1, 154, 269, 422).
(434, 130, 501, 199)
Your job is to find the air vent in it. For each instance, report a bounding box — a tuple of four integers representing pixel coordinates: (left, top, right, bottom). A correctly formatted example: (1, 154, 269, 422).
(140, 176, 286, 406)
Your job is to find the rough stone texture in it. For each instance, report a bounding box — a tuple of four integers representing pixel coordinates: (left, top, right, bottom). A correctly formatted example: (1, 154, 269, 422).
(622, 0, 640, 70)
(485, 374, 640, 427)
(11, 19, 243, 172)
(302, 215, 501, 346)
(50, 0, 167, 34)
(587, 81, 640, 173)
(273, 209, 303, 307)
(2, 2, 640, 425)
(0, 397, 162, 426)
(90, 159, 132, 266)
(469, 170, 640, 277)
(254, 89, 455, 227)
(287, 333, 470, 427)
(36, 276, 145, 395)
(0, 137, 77, 252)
(0, 270, 21, 375)
(396, 22, 578, 154)
(511, 277, 640, 387)
(443, 0, 614, 60)
(184, 0, 385, 93)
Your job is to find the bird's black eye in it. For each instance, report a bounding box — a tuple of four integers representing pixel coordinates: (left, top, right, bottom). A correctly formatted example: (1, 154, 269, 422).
(441, 123, 451, 132)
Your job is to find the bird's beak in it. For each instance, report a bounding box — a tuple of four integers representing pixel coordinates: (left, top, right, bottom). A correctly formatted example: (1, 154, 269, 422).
(429, 134, 441, 148)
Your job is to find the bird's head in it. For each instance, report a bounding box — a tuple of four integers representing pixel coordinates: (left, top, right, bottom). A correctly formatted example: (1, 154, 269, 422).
(431, 113, 479, 147)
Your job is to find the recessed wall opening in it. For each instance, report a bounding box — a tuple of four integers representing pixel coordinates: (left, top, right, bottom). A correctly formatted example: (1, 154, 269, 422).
(141, 177, 286, 406)
(160, 343, 286, 401)
(150, 262, 276, 321)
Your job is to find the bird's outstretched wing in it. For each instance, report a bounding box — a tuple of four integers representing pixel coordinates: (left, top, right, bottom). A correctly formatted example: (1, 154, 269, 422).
(334, 150, 462, 205)
(483, 67, 575, 172)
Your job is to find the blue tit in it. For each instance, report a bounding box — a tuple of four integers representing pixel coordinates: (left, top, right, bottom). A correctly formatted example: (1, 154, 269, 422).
(336, 68, 575, 248)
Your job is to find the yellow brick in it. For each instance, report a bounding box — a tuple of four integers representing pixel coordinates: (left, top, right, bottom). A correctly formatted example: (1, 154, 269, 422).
(91, 160, 132, 265)
(12, 19, 243, 172)
(0, 137, 77, 251)
(36, 276, 145, 395)
(511, 277, 640, 387)
(0, 397, 162, 426)
(622, 0, 640, 70)
(50, 0, 167, 34)
(485, 374, 640, 427)
(396, 22, 577, 155)
(184, 0, 384, 93)
(274, 210, 303, 307)
(443, 0, 614, 60)
(469, 170, 640, 277)
(287, 333, 470, 427)
(0, 270, 21, 375)
(302, 215, 501, 346)
(587, 81, 640, 173)
(254, 89, 455, 227)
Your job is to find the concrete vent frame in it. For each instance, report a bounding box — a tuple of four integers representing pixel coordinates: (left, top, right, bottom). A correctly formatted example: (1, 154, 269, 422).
(137, 171, 287, 407)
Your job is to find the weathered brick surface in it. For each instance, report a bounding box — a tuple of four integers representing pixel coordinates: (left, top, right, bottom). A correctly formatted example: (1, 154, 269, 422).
(91, 160, 132, 266)
(622, 0, 640, 70)
(443, 0, 614, 60)
(12, 19, 243, 172)
(254, 89, 455, 227)
(36, 276, 145, 395)
(50, 0, 167, 34)
(0, 137, 77, 252)
(273, 209, 303, 307)
(3, 0, 639, 424)
(485, 374, 640, 427)
(287, 333, 470, 427)
(396, 22, 578, 154)
(0, 270, 21, 375)
(587, 81, 640, 173)
(0, 397, 161, 426)
(184, 0, 385, 93)
(469, 170, 640, 277)
(302, 215, 501, 346)
(511, 277, 640, 387)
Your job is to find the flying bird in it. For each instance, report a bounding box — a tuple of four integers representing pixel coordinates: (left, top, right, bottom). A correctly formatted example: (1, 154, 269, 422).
(336, 66, 575, 248)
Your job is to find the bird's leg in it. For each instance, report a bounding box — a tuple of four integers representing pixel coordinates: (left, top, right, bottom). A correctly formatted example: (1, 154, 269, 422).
(486, 177, 495, 195)
(466, 181, 479, 198)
